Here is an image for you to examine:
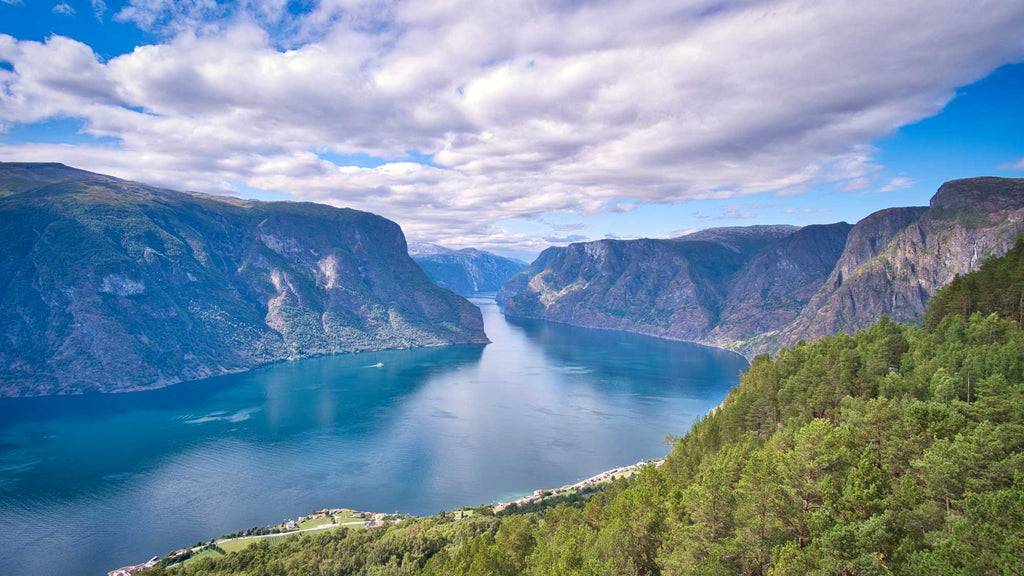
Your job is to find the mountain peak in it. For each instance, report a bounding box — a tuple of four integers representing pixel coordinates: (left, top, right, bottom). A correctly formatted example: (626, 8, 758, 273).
(930, 176, 1024, 212)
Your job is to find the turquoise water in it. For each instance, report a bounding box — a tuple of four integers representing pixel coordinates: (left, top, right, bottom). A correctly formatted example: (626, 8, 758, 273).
(0, 297, 747, 576)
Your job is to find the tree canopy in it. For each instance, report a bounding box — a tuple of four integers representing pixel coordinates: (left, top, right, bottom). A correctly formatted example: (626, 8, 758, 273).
(143, 246, 1024, 576)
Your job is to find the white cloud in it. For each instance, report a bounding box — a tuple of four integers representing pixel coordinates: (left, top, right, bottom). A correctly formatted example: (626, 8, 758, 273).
(53, 3, 75, 16)
(91, 0, 107, 20)
(1, 0, 1023, 254)
(999, 157, 1024, 170)
(872, 176, 916, 193)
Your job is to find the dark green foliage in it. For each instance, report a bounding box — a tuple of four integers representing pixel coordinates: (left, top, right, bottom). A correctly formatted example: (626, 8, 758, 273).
(927, 235, 1024, 329)
(143, 249, 1024, 575)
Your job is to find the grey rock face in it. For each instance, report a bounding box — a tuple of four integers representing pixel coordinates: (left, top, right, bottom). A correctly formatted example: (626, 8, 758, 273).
(498, 225, 838, 347)
(499, 177, 1024, 357)
(707, 222, 853, 346)
(0, 163, 488, 396)
(772, 178, 1024, 351)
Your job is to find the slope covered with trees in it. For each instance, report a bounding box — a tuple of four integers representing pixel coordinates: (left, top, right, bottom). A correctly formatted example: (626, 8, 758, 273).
(926, 235, 1024, 329)
(143, 248, 1024, 576)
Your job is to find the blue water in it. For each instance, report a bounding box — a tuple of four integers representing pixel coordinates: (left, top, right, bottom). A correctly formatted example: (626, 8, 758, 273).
(0, 297, 747, 576)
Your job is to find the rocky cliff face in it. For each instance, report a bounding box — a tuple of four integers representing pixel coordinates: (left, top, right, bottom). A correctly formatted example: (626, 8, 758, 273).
(0, 163, 487, 396)
(706, 222, 853, 346)
(770, 178, 1024, 351)
(499, 177, 1024, 356)
(498, 225, 840, 344)
(409, 244, 527, 296)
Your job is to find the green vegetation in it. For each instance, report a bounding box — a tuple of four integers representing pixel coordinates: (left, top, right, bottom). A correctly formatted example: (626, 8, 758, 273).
(336, 511, 367, 523)
(298, 516, 335, 530)
(143, 249, 1023, 575)
(218, 536, 289, 555)
(926, 235, 1024, 328)
(180, 548, 227, 566)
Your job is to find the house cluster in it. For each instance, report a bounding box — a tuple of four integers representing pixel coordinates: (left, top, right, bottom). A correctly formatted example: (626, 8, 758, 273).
(296, 512, 327, 524)
(286, 508, 351, 530)
(497, 459, 665, 511)
(107, 556, 158, 576)
(364, 512, 396, 529)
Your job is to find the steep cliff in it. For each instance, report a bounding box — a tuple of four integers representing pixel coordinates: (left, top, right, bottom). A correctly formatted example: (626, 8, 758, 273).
(409, 244, 527, 296)
(497, 225, 831, 343)
(499, 177, 1024, 356)
(771, 177, 1024, 350)
(706, 222, 853, 347)
(0, 163, 488, 396)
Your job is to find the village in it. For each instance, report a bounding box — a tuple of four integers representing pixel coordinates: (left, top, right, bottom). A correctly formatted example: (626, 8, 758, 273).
(108, 508, 401, 575)
(109, 459, 663, 575)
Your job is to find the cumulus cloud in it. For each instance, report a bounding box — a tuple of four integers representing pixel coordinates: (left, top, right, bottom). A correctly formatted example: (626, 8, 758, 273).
(1, 0, 1024, 254)
(53, 3, 75, 16)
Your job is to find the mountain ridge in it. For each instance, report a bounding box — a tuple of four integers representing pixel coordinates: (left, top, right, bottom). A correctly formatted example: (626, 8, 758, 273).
(499, 177, 1024, 356)
(0, 163, 488, 397)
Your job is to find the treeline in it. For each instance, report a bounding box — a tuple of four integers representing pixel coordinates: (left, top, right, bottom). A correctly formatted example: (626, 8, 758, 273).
(927, 235, 1024, 328)
(142, 249, 1024, 576)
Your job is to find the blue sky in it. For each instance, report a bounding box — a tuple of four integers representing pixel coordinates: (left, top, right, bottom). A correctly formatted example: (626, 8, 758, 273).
(1, 0, 1023, 260)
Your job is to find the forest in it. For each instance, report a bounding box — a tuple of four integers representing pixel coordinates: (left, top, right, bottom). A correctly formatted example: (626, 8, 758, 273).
(142, 239, 1024, 576)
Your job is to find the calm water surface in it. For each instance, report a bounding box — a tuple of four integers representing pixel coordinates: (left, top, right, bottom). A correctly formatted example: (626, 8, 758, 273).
(0, 297, 747, 576)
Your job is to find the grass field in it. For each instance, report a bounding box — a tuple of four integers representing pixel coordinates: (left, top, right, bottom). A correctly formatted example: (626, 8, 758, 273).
(180, 548, 226, 566)
(335, 511, 366, 523)
(215, 519, 366, 554)
(216, 535, 295, 554)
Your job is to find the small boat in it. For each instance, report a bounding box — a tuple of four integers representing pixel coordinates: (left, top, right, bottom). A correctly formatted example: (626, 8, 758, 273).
(371, 362, 383, 368)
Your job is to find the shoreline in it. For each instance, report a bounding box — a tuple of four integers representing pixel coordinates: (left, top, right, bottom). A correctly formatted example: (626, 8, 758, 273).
(113, 458, 667, 574)
(494, 458, 665, 511)
(499, 308, 755, 363)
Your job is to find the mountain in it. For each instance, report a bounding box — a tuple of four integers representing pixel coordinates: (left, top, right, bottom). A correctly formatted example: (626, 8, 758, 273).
(0, 163, 488, 397)
(499, 177, 1024, 355)
(409, 243, 527, 296)
(769, 177, 1024, 351)
(497, 224, 841, 344)
(704, 222, 853, 347)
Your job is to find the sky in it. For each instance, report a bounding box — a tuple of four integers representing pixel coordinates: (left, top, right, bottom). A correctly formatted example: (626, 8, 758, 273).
(1, 1, 1023, 261)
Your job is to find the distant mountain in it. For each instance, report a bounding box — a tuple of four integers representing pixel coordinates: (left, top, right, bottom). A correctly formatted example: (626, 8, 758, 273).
(0, 163, 488, 397)
(409, 243, 527, 296)
(499, 177, 1024, 356)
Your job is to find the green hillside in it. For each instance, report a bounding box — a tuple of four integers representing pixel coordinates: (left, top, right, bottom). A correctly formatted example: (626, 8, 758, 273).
(142, 249, 1024, 576)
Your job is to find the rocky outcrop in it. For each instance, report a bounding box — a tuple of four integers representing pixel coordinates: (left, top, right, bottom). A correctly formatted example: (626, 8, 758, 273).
(0, 163, 488, 396)
(771, 178, 1024, 351)
(706, 222, 853, 346)
(500, 177, 1024, 357)
(409, 244, 527, 296)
